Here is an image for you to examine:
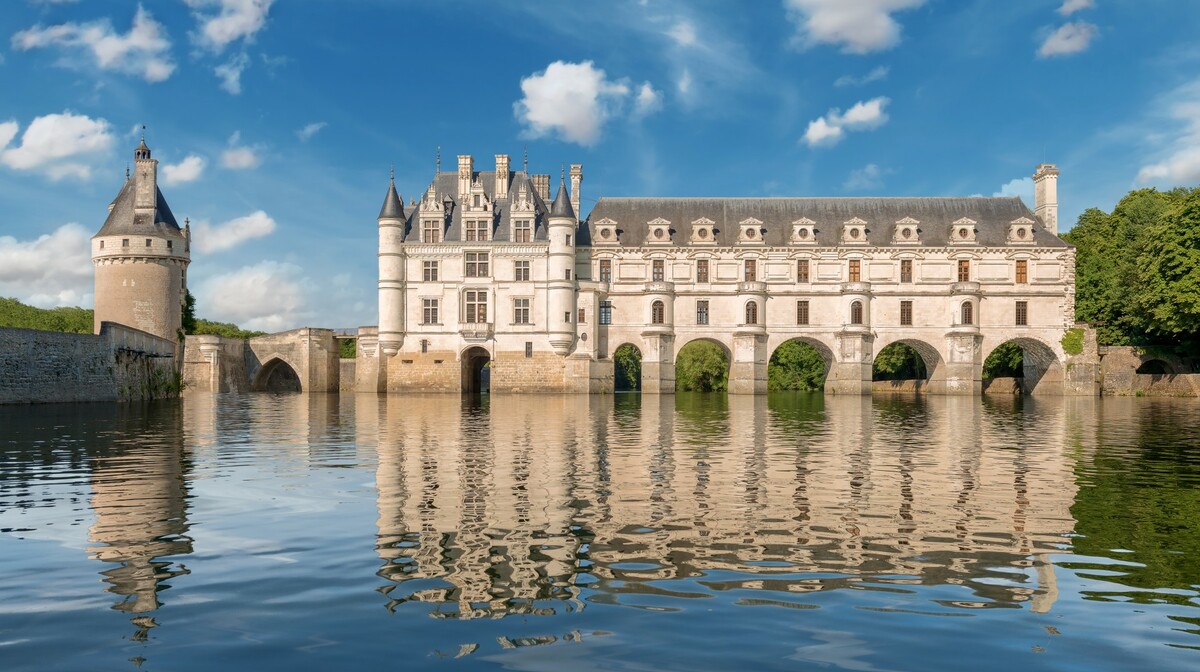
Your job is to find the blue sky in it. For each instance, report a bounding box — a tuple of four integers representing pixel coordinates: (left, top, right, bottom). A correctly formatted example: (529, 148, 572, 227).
(1, 0, 1198, 331)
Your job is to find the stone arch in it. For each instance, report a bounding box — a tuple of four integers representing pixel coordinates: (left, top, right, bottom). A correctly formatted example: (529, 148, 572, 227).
(872, 337, 944, 390)
(612, 342, 643, 392)
(673, 337, 732, 392)
(1136, 359, 1174, 375)
(982, 337, 1061, 395)
(253, 357, 302, 392)
(767, 337, 836, 392)
(461, 345, 491, 394)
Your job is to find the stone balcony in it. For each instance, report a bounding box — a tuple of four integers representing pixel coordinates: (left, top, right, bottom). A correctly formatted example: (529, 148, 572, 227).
(643, 281, 674, 294)
(840, 281, 872, 295)
(951, 281, 981, 295)
(737, 281, 768, 294)
(734, 322, 767, 336)
(459, 322, 493, 341)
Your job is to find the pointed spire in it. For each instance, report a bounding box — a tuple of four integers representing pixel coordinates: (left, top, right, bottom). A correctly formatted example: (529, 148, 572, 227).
(435, 146, 441, 175)
(550, 172, 575, 219)
(135, 125, 151, 160)
(378, 170, 405, 221)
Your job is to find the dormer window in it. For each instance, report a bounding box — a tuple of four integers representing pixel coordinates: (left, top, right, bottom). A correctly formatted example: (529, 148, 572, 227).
(593, 217, 618, 245)
(739, 217, 764, 244)
(647, 217, 671, 245)
(691, 217, 716, 245)
(841, 217, 868, 244)
(893, 217, 920, 244)
(951, 217, 978, 244)
(1008, 217, 1035, 244)
(791, 218, 816, 244)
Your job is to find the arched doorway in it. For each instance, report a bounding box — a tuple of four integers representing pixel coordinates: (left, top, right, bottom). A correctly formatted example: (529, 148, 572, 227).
(982, 338, 1060, 395)
(254, 358, 302, 392)
(675, 339, 730, 392)
(461, 346, 490, 394)
(872, 340, 940, 391)
(613, 343, 642, 392)
(767, 339, 832, 392)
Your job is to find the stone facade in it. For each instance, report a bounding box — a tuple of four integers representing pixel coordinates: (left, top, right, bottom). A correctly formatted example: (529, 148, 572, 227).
(181, 328, 341, 394)
(374, 156, 1083, 395)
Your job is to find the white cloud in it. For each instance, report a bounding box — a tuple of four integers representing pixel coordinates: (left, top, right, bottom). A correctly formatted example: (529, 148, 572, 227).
(161, 155, 206, 186)
(514, 60, 632, 146)
(1038, 21, 1098, 58)
(1059, 0, 1094, 16)
(221, 131, 261, 169)
(802, 96, 890, 147)
(994, 177, 1035, 208)
(667, 20, 697, 46)
(11, 6, 175, 82)
(677, 68, 692, 94)
(633, 83, 663, 117)
(1136, 81, 1200, 185)
(215, 52, 249, 94)
(0, 223, 94, 308)
(191, 210, 277, 253)
(844, 164, 884, 191)
(834, 65, 889, 87)
(196, 260, 309, 332)
(0, 111, 115, 180)
(784, 0, 925, 54)
(185, 0, 275, 52)
(296, 122, 327, 142)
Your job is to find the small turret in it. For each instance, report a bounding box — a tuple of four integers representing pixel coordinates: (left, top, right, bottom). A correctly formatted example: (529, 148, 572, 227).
(547, 172, 578, 355)
(378, 169, 407, 357)
(378, 169, 405, 222)
(550, 180, 576, 220)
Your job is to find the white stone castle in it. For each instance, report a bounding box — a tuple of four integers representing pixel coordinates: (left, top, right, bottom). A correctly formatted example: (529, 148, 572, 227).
(373, 153, 1081, 395)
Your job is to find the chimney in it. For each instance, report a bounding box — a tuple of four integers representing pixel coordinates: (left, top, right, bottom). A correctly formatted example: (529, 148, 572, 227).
(1033, 163, 1059, 235)
(533, 174, 550, 201)
(494, 154, 510, 199)
(570, 164, 583, 217)
(457, 155, 473, 196)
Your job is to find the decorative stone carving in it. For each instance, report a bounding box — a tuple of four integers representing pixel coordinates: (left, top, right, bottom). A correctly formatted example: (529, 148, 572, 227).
(950, 217, 977, 244)
(842, 217, 868, 244)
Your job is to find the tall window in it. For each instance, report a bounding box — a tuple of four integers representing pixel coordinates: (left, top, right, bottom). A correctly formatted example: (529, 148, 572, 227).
(599, 259, 612, 282)
(958, 259, 970, 282)
(578, 308, 586, 324)
(599, 301, 612, 325)
(850, 300, 863, 325)
(422, 299, 439, 325)
(900, 259, 913, 283)
(652, 259, 665, 282)
(744, 259, 757, 282)
(797, 259, 810, 283)
(514, 260, 530, 281)
(797, 300, 809, 325)
(422, 261, 438, 282)
(745, 300, 758, 325)
(465, 220, 488, 241)
(465, 252, 489, 277)
(849, 259, 861, 282)
(651, 300, 665, 325)
(1015, 300, 1028, 326)
(1015, 259, 1028, 284)
(513, 298, 530, 324)
(514, 219, 532, 243)
(422, 220, 440, 243)
(961, 301, 973, 325)
(900, 300, 913, 326)
(696, 259, 709, 283)
(696, 300, 709, 325)
(465, 290, 488, 323)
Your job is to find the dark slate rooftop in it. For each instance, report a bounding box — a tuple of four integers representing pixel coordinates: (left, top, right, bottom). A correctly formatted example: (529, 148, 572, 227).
(400, 170, 553, 243)
(581, 197, 1070, 248)
(94, 179, 185, 239)
(378, 179, 404, 220)
(550, 182, 575, 219)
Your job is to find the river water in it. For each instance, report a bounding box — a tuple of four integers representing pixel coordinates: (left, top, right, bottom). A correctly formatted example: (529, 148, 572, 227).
(1, 393, 1198, 671)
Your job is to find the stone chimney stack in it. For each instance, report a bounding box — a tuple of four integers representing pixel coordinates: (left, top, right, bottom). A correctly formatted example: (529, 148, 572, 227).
(457, 155, 473, 196)
(495, 154, 510, 199)
(570, 164, 583, 217)
(533, 174, 550, 201)
(1033, 163, 1060, 235)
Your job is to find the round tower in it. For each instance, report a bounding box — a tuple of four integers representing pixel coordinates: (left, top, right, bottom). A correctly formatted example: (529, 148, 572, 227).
(92, 135, 191, 342)
(547, 174, 577, 355)
(377, 170, 407, 356)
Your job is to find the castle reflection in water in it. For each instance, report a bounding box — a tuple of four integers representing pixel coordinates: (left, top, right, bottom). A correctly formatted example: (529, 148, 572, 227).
(83, 392, 1106, 633)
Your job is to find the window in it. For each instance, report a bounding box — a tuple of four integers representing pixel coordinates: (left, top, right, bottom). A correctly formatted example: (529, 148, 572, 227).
(100, 241, 104, 249)
(651, 300, 665, 324)
(744, 259, 757, 282)
(900, 259, 913, 283)
(696, 300, 709, 325)
(421, 339, 429, 354)
(465, 290, 487, 323)
(422, 299, 439, 325)
(1015, 300, 1028, 326)
(578, 308, 586, 324)
(797, 300, 809, 325)
(566, 234, 572, 246)
(564, 311, 571, 323)
(525, 342, 533, 358)
(465, 220, 488, 241)
(696, 259, 709, 283)
(958, 259, 970, 282)
(745, 301, 758, 325)
(423, 261, 438, 282)
(900, 300, 913, 326)
(599, 259, 612, 282)
(465, 252, 489, 277)
(565, 269, 572, 280)
(514, 298, 530, 324)
(1015, 259, 1028, 284)
(514, 219, 532, 243)
(473, 194, 480, 207)
(652, 259, 665, 281)
(797, 259, 810, 283)
(961, 301, 973, 325)
(849, 259, 861, 282)
(122, 239, 129, 247)
(422, 220, 440, 243)
(167, 240, 173, 250)
(145, 238, 152, 247)
(850, 300, 863, 325)
(600, 301, 612, 325)
(514, 260, 530, 281)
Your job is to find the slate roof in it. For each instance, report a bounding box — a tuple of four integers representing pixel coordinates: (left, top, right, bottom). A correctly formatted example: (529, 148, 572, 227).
(550, 182, 575, 219)
(94, 179, 185, 239)
(378, 179, 404, 220)
(581, 197, 1070, 248)
(400, 171, 553, 243)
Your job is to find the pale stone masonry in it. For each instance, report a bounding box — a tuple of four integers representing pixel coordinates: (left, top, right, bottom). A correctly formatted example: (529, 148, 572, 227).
(375, 155, 1083, 395)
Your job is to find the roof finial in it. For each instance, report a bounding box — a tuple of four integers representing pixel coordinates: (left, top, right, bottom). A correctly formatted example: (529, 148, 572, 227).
(141, 124, 146, 141)
(561, 163, 565, 184)
(435, 146, 441, 175)
(390, 162, 395, 182)
(125, 164, 130, 180)
(523, 144, 528, 174)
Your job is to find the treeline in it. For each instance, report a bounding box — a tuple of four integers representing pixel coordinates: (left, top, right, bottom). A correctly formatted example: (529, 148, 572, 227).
(0, 294, 264, 339)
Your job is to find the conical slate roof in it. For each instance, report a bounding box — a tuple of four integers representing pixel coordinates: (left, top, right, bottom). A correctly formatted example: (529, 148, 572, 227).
(550, 181, 575, 219)
(379, 178, 404, 220)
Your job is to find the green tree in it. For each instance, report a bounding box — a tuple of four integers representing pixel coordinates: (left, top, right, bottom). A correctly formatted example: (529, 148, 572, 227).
(182, 289, 197, 334)
(338, 338, 357, 359)
(0, 297, 93, 333)
(983, 342, 1024, 378)
(872, 343, 926, 381)
(767, 340, 826, 391)
(613, 344, 642, 391)
(190, 319, 266, 339)
(675, 341, 728, 392)
(1133, 188, 1200, 349)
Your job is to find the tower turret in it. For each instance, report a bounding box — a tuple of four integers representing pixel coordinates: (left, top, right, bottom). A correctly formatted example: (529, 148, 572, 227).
(378, 169, 407, 357)
(91, 134, 191, 342)
(547, 173, 578, 355)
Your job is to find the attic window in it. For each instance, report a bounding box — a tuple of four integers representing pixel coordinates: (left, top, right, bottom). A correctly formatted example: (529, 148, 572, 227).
(850, 228, 860, 239)
(167, 240, 173, 249)
(798, 229, 808, 239)
(146, 238, 152, 247)
(1017, 227, 1027, 239)
(745, 228, 756, 239)
(654, 227, 665, 239)
(600, 227, 611, 239)
(122, 239, 129, 247)
(958, 227, 969, 239)
(902, 227, 913, 239)
(473, 195, 480, 207)
(698, 228, 708, 239)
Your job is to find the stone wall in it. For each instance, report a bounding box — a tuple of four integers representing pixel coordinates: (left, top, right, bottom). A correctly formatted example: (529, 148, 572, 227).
(0, 322, 178, 404)
(339, 359, 356, 391)
(387, 348, 461, 392)
(1100, 346, 1198, 397)
(181, 335, 248, 393)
